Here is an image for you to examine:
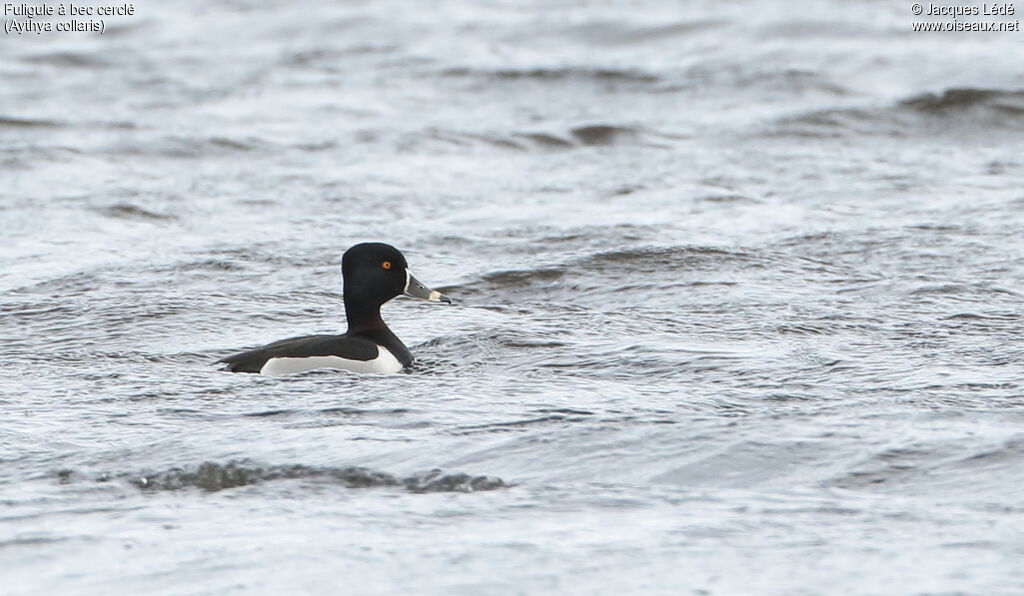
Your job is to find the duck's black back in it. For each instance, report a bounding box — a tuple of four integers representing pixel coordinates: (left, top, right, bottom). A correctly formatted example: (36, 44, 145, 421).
(217, 330, 413, 373)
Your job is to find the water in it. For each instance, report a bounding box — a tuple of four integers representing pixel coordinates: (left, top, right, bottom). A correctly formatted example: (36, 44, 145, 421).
(3, 0, 1024, 593)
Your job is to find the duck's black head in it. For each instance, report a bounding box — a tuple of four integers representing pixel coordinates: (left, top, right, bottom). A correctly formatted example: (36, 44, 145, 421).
(342, 242, 451, 330)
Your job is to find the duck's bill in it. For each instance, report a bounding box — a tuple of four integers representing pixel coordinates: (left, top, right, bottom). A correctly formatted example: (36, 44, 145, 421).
(404, 269, 452, 304)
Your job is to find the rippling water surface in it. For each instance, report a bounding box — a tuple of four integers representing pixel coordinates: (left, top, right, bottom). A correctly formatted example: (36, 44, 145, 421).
(3, 1, 1024, 594)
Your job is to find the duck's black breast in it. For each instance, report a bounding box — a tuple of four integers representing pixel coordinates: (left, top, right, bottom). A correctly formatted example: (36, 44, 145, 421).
(218, 334, 385, 373)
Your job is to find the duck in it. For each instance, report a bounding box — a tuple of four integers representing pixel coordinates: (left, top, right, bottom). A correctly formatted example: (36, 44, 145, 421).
(218, 242, 451, 375)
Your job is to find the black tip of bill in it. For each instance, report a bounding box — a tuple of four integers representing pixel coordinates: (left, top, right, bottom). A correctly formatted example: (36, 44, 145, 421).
(405, 270, 454, 305)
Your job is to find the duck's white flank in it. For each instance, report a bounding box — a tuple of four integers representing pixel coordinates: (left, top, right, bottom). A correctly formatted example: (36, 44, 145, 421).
(259, 346, 403, 376)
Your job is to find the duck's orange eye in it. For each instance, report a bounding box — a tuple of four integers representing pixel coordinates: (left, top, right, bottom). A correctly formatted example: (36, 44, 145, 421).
(381, 261, 392, 270)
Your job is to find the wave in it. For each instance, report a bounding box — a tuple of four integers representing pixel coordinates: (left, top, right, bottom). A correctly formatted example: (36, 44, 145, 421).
(766, 87, 1024, 138)
(828, 434, 1024, 495)
(0, 115, 61, 128)
(901, 87, 1024, 114)
(94, 203, 178, 221)
(101, 135, 271, 159)
(68, 460, 508, 493)
(403, 123, 685, 153)
(440, 66, 659, 84)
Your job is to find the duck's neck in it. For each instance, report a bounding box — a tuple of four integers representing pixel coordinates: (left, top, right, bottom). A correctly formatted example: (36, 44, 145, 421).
(343, 295, 413, 366)
(344, 295, 387, 334)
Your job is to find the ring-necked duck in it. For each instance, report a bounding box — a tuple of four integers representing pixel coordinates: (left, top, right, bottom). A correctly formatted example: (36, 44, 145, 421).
(218, 242, 451, 375)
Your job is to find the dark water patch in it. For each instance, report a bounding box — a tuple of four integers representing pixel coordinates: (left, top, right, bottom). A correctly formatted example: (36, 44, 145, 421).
(768, 88, 1024, 139)
(944, 312, 1021, 321)
(0, 535, 70, 549)
(169, 258, 248, 273)
(406, 124, 665, 153)
(958, 436, 1024, 465)
(610, 184, 645, 196)
(479, 267, 566, 289)
(766, 107, 903, 139)
(95, 203, 177, 222)
(22, 51, 111, 69)
(985, 160, 1022, 175)
(318, 406, 414, 418)
(428, 129, 529, 150)
(499, 337, 570, 349)
(441, 66, 660, 84)
(570, 124, 639, 146)
(104, 135, 271, 159)
(774, 323, 837, 336)
(294, 140, 338, 152)
(242, 409, 296, 418)
(209, 137, 258, 152)
(906, 224, 962, 233)
(0, 115, 61, 128)
(481, 245, 763, 288)
(98, 120, 139, 131)
(512, 132, 575, 149)
(454, 413, 591, 434)
(535, 407, 595, 416)
(901, 87, 1024, 114)
(685, 280, 740, 287)
(404, 129, 519, 151)
(828, 448, 935, 490)
(120, 461, 506, 493)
